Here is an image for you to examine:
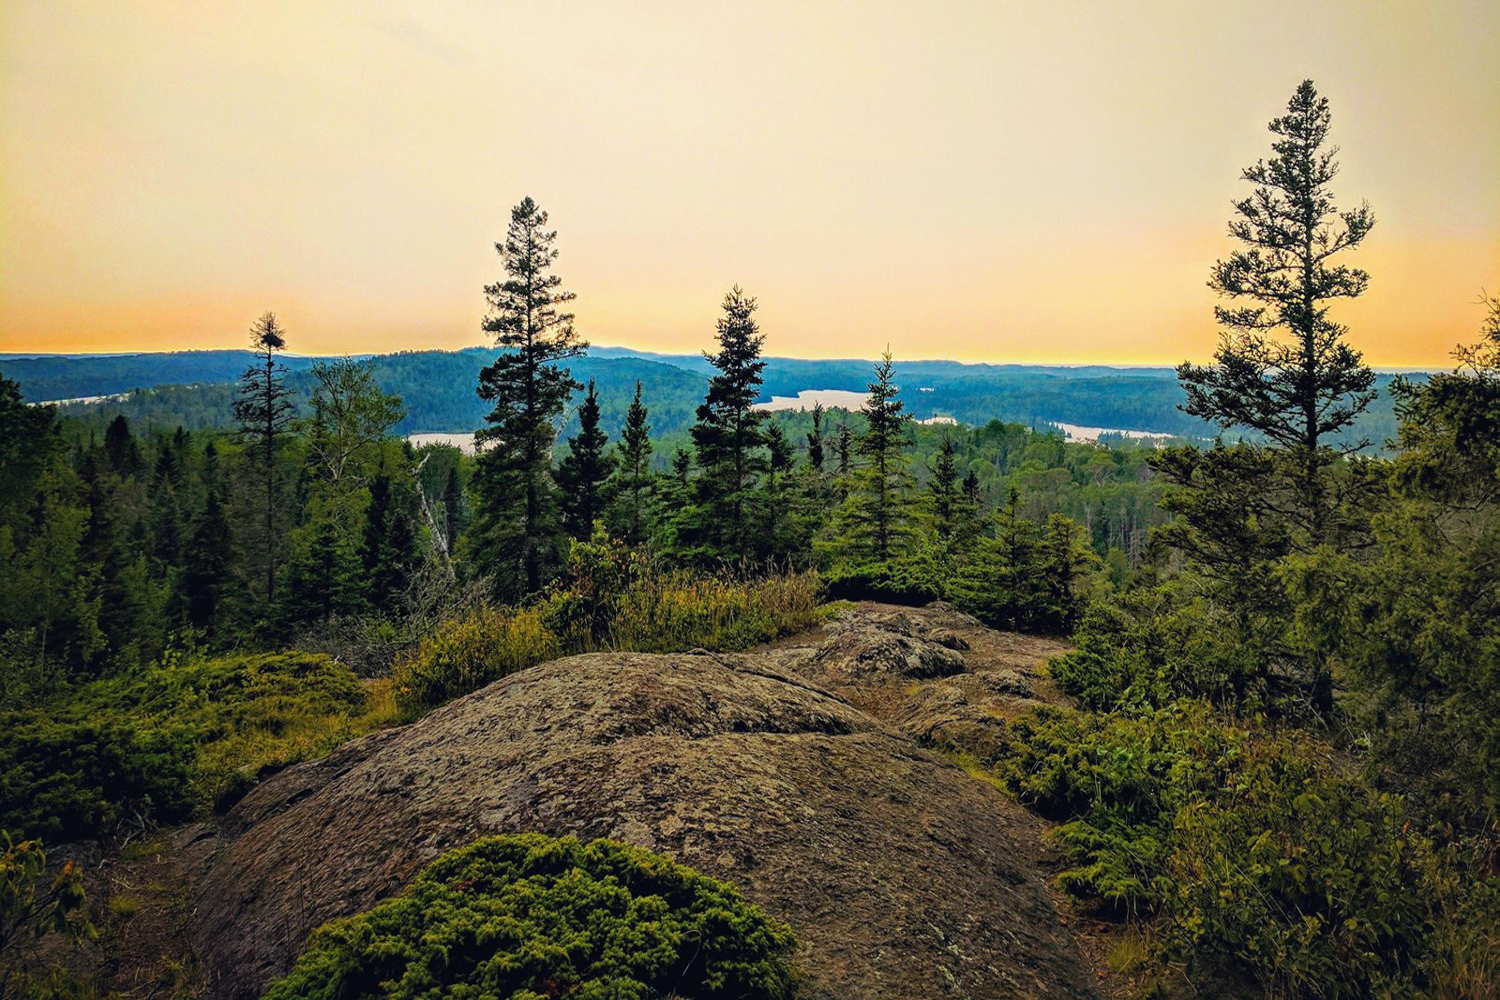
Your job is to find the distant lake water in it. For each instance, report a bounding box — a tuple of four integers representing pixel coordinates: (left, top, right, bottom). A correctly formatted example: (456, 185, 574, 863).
(753, 389, 868, 411)
(1053, 422, 1177, 444)
(407, 432, 483, 454)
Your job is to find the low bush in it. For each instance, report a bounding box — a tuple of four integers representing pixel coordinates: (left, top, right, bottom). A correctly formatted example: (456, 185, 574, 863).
(0, 831, 94, 998)
(0, 650, 392, 840)
(394, 538, 825, 718)
(1049, 587, 1272, 711)
(822, 559, 941, 606)
(391, 606, 558, 719)
(968, 702, 1472, 995)
(0, 712, 195, 841)
(262, 833, 798, 1000)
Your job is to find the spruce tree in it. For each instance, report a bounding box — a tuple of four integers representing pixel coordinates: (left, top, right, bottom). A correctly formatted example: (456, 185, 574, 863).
(472, 197, 587, 597)
(688, 286, 768, 559)
(234, 312, 295, 604)
(606, 382, 654, 544)
(763, 422, 796, 560)
(850, 351, 913, 562)
(362, 469, 417, 609)
(1176, 80, 1376, 540)
(806, 402, 826, 473)
(286, 500, 363, 623)
(929, 435, 962, 541)
(103, 415, 139, 474)
(181, 442, 230, 634)
(441, 466, 464, 555)
(557, 379, 615, 540)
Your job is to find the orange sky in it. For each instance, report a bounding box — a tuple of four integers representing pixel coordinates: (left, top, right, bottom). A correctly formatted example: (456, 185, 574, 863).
(2, 1, 1496, 365)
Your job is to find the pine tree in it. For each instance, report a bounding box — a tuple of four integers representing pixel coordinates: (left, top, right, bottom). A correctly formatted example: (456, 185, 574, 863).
(688, 286, 768, 559)
(362, 469, 417, 609)
(929, 435, 962, 541)
(472, 197, 587, 598)
(606, 382, 654, 544)
(850, 351, 913, 561)
(441, 466, 464, 555)
(557, 379, 615, 540)
(1176, 80, 1376, 541)
(806, 402, 826, 473)
(763, 422, 796, 559)
(183, 472, 230, 632)
(234, 312, 295, 605)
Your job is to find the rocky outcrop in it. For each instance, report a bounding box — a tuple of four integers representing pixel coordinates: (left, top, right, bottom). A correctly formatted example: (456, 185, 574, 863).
(190, 608, 1093, 999)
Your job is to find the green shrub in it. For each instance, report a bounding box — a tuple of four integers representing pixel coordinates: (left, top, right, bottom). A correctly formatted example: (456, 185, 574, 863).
(971, 703, 1453, 994)
(1, 650, 389, 839)
(822, 559, 941, 606)
(262, 833, 798, 1000)
(0, 711, 195, 841)
(395, 558, 824, 718)
(392, 606, 559, 718)
(1, 831, 94, 998)
(1166, 765, 1432, 995)
(1049, 587, 1272, 711)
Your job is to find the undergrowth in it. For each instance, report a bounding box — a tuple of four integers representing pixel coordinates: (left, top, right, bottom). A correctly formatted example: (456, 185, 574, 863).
(262, 833, 799, 1000)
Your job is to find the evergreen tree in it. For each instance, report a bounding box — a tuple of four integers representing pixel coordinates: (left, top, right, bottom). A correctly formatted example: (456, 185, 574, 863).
(441, 466, 464, 555)
(557, 380, 615, 540)
(362, 469, 418, 609)
(77, 454, 135, 671)
(806, 402, 826, 473)
(234, 312, 295, 604)
(0, 372, 61, 534)
(286, 498, 363, 624)
(954, 487, 1045, 632)
(687, 286, 768, 559)
(1176, 80, 1376, 541)
(606, 382, 654, 544)
(183, 444, 230, 633)
(762, 422, 796, 560)
(849, 351, 913, 562)
(928, 435, 962, 541)
(833, 419, 854, 501)
(103, 415, 139, 474)
(472, 197, 586, 598)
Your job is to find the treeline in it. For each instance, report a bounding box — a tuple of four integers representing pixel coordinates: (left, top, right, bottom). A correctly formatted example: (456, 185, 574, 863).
(0, 197, 1150, 695)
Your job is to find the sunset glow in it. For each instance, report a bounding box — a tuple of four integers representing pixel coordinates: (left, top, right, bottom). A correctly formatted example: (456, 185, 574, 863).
(2, 1, 1496, 365)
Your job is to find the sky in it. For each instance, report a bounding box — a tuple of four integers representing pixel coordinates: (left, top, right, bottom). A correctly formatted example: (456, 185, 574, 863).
(1, 1, 1497, 366)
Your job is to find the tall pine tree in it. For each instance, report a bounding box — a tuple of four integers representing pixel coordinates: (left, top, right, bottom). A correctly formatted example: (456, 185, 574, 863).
(472, 197, 587, 597)
(687, 286, 768, 560)
(849, 351, 913, 562)
(1176, 80, 1376, 541)
(234, 312, 295, 605)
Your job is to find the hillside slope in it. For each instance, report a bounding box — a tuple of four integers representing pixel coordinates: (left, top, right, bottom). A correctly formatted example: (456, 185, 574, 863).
(183, 606, 1096, 999)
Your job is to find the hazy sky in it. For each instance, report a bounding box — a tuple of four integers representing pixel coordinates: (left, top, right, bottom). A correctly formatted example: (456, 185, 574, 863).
(2, 1, 1496, 365)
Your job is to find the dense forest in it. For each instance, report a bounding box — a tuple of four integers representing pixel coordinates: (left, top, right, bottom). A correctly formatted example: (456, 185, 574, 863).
(2, 80, 1497, 998)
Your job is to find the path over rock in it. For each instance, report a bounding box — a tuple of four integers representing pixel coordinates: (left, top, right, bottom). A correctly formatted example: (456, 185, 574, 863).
(191, 610, 1094, 999)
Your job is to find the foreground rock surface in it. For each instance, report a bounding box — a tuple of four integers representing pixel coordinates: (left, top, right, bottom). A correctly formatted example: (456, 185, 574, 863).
(191, 609, 1093, 999)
